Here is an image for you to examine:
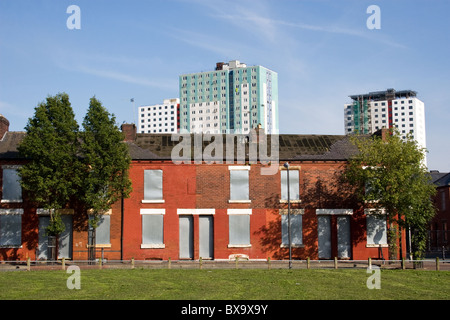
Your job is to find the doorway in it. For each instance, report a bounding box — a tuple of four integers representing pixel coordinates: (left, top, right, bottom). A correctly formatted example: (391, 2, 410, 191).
(199, 215, 214, 259)
(179, 215, 194, 259)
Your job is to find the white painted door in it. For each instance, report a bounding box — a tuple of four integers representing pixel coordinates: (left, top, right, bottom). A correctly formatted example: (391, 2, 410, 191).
(179, 215, 194, 259)
(199, 215, 214, 259)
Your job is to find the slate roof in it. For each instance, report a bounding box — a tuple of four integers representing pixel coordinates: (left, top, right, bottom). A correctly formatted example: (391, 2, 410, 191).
(0, 131, 361, 162)
(129, 133, 360, 161)
(432, 172, 450, 187)
(0, 132, 26, 159)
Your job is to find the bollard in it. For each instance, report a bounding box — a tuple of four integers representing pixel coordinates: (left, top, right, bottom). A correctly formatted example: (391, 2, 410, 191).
(98, 257, 102, 269)
(402, 258, 405, 270)
(27, 257, 30, 271)
(334, 257, 338, 269)
(62, 257, 65, 270)
(168, 257, 171, 269)
(199, 257, 203, 270)
(307, 257, 310, 269)
(267, 257, 271, 270)
(436, 257, 440, 271)
(368, 257, 372, 270)
(235, 256, 239, 269)
(131, 258, 135, 269)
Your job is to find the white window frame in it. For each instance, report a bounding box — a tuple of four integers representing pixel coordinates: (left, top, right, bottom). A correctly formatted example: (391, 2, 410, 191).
(227, 209, 251, 248)
(280, 209, 304, 247)
(365, 208, 388, 247)
(280, 166, 301, 203)
(1, 165, 22, 203)
(140, 209, 165, 248)
(228, 166, 251, 203)
(0, 209, 23, 248)
(142, 169, 164, 203)
(89, 210, 111, 247)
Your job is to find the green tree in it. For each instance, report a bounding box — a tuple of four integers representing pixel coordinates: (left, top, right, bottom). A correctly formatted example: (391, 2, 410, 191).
(345, 129, 436, 259)
(18, 93, 81, 236)
(80, 97, 132, 234)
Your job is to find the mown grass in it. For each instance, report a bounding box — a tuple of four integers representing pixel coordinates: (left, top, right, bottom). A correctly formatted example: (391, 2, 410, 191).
(0, 268, 448, 300)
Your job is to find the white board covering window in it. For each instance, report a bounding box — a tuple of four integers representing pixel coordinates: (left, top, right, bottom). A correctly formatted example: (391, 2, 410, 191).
(2, 167, 22, 202)
(280, 209, 303, 246)
(89, 214, 110, 246)
(228, 209, 251, 247)
(365, 209, 387, 246)
(0, 209, 23, 247)
(281, 170, 299, 201)
(143, 170, 164, 202)
(229, 166, 250, 202)
(141, 209, 164, 248)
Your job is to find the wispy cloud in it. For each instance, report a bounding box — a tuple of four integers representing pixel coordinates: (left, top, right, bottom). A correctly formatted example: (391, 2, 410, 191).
(75, 65, 175, 90)
(214, 11, 407, 49)
(50, 48, 176, 90)
(167, 28, 245, 58)
(190, 0, 407, 49)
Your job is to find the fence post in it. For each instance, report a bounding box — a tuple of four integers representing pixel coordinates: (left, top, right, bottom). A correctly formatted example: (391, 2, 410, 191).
(307, 257, 310, 269)
(27, 257, 30, 271)
(368, 257, 372, 270)
(334, 257, 338, 269)
(436, 257, 440, 271)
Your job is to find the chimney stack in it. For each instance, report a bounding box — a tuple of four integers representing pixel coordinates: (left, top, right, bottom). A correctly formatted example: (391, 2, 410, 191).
(0, 114, 9, 139)
(121, 123, 137, 142)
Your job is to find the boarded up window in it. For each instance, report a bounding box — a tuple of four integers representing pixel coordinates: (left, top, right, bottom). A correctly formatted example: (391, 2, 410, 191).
(281, 214, 302, 245)
(95, 215, 110, 245)
(281, 170, 299, 200)
(2, 168, 22, 202)
(228, 213, 250, 246)
(230, 170, 249, 201)
(142, 214, 164, 246)
(366, 215, 387, 245)
(144, 170, 163, 201)
(0, 210, 22, 246)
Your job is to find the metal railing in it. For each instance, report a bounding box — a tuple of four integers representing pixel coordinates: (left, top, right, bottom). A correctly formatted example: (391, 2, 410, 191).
(1, 257, 448, 271)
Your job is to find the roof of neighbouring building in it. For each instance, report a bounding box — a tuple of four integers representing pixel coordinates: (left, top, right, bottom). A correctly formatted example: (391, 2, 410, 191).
(431, 172, 450, 187)
(0, 130, 363, 162)
(0, 131, 26, 159)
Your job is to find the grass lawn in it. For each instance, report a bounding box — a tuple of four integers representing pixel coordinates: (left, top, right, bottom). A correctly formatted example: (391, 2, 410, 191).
(0, 268, 448, 300)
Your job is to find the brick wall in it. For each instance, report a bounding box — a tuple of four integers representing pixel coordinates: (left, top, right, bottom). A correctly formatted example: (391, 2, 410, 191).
(120, 159, 395, 261)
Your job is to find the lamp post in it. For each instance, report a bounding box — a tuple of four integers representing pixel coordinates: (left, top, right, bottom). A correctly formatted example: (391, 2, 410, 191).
(284, 162, 292, 269)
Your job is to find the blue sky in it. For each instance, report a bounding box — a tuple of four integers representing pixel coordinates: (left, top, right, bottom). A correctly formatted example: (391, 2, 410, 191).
(0, 0, 449, 171)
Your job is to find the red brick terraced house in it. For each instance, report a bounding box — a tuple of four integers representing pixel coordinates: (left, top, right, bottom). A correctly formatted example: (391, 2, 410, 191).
(119, 124, 396, 261)
(0, 115, 401, 262)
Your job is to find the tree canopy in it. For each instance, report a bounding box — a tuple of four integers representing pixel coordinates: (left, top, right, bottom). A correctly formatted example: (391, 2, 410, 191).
(345, 129, 436, 259)
(18, 93, 81, 235)
(80, 96, 132, 228)
(18, 93, 132, 236)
